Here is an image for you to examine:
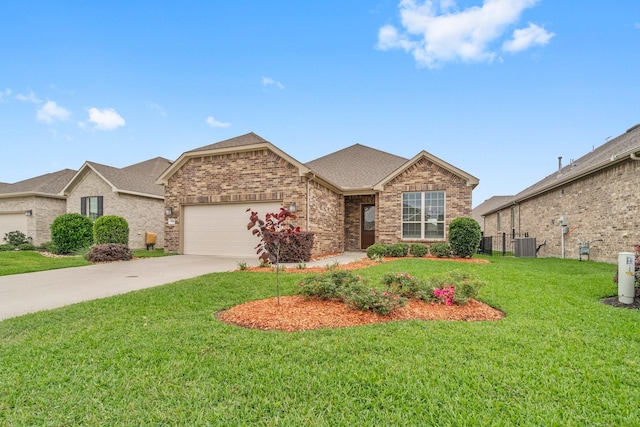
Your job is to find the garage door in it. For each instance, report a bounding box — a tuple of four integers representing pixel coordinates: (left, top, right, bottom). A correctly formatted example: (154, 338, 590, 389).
(183, 203, 282, 257)
(0, 213, 27, 242)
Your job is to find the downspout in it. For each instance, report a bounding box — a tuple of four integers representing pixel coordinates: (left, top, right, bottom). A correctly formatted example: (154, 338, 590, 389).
(630, 152, 640, 161)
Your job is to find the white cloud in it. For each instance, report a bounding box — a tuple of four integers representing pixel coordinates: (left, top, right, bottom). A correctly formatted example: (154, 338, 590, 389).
(16, 90, 41, 103)
(87, 107, 125, 130)
(149, 102, 167, 116)
(262, 77, 284, 89)
(206, 116, 231, 128)
(503, 22, 554, 52)
(37, 100, 71, 123)
(0, 88, 11, 102)
(377, 0, 551, 67)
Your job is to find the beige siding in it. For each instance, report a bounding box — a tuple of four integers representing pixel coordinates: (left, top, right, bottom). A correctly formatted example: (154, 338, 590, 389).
(66, 170, 164, 249)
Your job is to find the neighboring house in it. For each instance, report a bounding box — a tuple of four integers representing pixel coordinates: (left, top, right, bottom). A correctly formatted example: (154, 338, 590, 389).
(61, 157, 171, 249)
(481, 123, 640, 263)
(472, 196, 513, 232)
(0, 169, 76, 245)
(157, 132, 479, 257)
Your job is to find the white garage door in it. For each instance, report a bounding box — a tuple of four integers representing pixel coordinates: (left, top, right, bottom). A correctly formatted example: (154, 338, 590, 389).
(183, 203, 282, 257)
(0, 213, 27, 242)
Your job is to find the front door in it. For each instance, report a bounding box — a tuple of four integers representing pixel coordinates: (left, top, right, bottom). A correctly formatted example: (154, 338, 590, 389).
(361, 204, 375, 249)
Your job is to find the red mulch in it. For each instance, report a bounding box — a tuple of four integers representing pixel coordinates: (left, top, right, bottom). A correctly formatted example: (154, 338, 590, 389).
(219, 255, 501, 331)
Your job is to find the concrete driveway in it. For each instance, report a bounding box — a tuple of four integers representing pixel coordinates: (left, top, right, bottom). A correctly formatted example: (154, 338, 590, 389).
(0, 252, 365, 321)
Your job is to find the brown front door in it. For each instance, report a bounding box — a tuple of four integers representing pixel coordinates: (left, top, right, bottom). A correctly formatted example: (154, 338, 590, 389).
(361, 204, 375, 249)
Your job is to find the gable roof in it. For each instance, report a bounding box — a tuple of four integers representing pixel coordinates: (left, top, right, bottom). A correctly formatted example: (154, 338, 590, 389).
(62, 161, 164, 199)
(305, 144, 408, 190)
(0, 169, 76, 199)
(484, 123, 640, 215)
(122, 157, 172, 178)
(157, 132, 313, 185)
(159, 132, 479, 193)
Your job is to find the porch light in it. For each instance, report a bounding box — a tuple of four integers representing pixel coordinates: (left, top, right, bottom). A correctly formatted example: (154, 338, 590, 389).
(289, 202, 297, 213)
(165, 207, 173, 216)
(24, 210, 32, 216)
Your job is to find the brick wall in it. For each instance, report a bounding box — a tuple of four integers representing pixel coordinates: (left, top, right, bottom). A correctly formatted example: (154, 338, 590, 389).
(307, 180, 344, 255)
(164, 149, 318, 253)
(66, 170, 164, 249)
(484, 159, 640, 263)
(377, 157, 473, 244)
(0, 195, 66, 245)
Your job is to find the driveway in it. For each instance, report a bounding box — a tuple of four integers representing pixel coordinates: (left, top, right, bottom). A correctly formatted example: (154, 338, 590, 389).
(0, 252, 365, 321)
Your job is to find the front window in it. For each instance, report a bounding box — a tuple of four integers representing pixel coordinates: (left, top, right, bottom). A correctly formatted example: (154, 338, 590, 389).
(402, 191, 445, 239)
(81, 196, 103, 221)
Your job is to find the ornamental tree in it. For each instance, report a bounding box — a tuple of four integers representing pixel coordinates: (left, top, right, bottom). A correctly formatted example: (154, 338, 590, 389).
(247, 207, 301, 303)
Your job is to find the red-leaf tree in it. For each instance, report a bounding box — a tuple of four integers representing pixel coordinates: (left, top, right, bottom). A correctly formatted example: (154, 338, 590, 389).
(247, 207, 301, 303)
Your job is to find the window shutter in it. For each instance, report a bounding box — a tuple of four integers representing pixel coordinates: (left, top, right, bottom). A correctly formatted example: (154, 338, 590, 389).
(97, 196, 103, 217)
(81, 197, 86, 215)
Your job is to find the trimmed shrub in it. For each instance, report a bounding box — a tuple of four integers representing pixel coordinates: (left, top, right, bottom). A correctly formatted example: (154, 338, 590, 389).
(93, 215, 129, 245)
(366, 243, 388, 259)
(409, 243, 429, 257)
(430, 242, 451, 258)
(50, 213, 94, 254)
(387, 243, 409, 257)
(3, 230, 28, 246)
(448, 216, 481, 258)
(86, 244, 132, 262)
(275, 232, 315, 262)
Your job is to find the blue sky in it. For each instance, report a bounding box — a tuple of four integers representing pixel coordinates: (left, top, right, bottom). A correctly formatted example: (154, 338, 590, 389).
(1, 0, 639, 207)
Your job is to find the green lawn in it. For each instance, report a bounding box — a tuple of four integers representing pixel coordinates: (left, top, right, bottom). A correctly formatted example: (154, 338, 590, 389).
(1, 256, 637, 426)
(0, 251, 90, 276)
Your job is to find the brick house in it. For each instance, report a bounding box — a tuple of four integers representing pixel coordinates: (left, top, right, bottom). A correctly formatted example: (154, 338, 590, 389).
(479, 123, 640, 263)
(60, 157, 171, 249)
(157, 132, 479, 257)
(0, 169, 76, 245)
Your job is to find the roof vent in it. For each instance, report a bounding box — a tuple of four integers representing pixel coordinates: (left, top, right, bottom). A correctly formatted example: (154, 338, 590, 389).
(626, 123, 640, 133)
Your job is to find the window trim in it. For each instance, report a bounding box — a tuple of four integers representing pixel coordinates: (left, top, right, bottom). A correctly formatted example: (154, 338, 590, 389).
(401, 191, 446, 240)
(81, 196, 103, 220)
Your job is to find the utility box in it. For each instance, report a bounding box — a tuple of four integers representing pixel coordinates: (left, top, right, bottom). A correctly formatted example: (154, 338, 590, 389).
(515, 237, 537, 258)
(618, 252, 635, 304)
(145, 232, 157, 250)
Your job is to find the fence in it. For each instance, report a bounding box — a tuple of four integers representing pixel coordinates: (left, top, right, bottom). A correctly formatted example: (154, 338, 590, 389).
(479, 231, 536, 257)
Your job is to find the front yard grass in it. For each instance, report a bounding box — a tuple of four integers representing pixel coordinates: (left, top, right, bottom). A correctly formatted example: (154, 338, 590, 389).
(1, 256, 638, 426)
(0, 251, 90, 276)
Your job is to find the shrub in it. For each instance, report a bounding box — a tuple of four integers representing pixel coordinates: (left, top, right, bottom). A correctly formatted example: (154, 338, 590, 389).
(38, 241, 57, 253)
(430, 242, 451, 258)
(387, 243, 409, 257)
(50, 213, 94, 254)
(17, 243, 36, 251)
(381, 271, 436, 302)
(342, 286, 406, 316)
(366, 243, 388, 259)
(427, 270, 485, 305)
(276, 231, 315, 262)
(93, 215, 129, 245)
(86, 244, 132, 262)
(409, 243, 429, 257)
(299, 270, 361, 300)
(3, 230, 28, 246)
(448, 217, 481, 258)
(0, 244, 14, 252)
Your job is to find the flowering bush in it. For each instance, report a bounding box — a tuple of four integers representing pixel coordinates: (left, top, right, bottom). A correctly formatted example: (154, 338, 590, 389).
(433, 286, 456, 306)
(298, 269, 485, 316)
